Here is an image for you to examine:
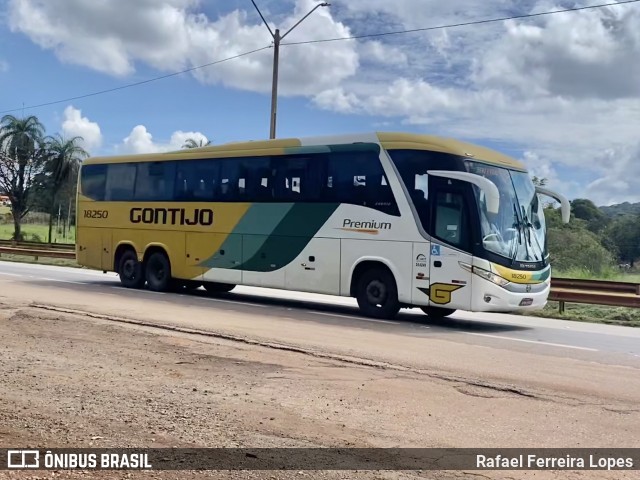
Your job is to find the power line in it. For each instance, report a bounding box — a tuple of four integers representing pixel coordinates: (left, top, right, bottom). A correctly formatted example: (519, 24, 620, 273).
(3, 0, 639, 114)
(282, 0, 640, 46)
(0, 46, 272, 115)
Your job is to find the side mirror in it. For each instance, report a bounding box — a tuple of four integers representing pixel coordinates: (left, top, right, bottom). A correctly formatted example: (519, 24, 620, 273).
(428, 170, 500, 214)
(535, 186, 570, 223)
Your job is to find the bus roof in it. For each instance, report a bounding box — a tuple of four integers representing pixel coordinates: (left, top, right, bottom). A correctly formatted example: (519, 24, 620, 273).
(83, 131, 526, 170)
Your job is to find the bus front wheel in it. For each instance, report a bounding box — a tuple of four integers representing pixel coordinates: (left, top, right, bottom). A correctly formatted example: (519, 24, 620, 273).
(118, 250, 144, 289)
(356, 267, 400, 319)
(145, 251, 172, 292)
(420, 306, 456, 318)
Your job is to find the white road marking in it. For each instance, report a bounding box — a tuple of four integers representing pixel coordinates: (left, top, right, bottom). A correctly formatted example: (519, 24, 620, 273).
(308, 311, 400, 325)
(465, 333, 599, 352)
(40, 277, 89, 285)
(0, 272, 24, 277)
(205, 298, 267, 308)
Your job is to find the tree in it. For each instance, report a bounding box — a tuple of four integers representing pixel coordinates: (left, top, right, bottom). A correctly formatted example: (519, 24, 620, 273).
(532, 176, 548, 187)
(570, 198, 609, 234)
(608, 216, 640, 267)
(0, 114, 47, 240)
(182, 137, 211, 149)
(547, 228, 615, 274)
(44, 134, 88, 243)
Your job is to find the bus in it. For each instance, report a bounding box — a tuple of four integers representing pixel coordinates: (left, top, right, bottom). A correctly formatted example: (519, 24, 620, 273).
(76, 132, 569, 319)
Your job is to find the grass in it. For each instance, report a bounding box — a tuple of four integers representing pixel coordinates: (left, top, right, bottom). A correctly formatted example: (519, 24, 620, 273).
(0, 223, 75, 244)
(527, 302, 640, 327)
(553, 267, 640, 283)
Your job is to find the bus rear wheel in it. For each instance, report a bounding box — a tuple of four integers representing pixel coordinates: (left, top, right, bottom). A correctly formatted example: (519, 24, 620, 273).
(356, 267, 400, 319)
(203, 282, 235, 294)
(420, 306, 456, 318)
(145, 251, 172, 292)
(118, 250, 144, 289)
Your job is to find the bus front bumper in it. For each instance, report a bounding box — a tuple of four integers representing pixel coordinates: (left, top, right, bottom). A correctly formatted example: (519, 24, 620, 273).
(471, 278, 550, 313)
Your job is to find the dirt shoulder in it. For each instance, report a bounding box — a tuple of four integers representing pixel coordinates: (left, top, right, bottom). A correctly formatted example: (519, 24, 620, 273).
(0, 299, 638, 479)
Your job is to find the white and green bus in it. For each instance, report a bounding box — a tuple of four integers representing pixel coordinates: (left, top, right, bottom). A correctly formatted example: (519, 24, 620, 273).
(76, 132, 569, 319)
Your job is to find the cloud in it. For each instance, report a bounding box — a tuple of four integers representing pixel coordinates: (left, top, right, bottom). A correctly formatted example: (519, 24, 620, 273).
(9, 0, 640, 205)
(61, 106, 102, 152)
(120, 125, 209, 154)
(474, 2, 640, 100)
(8, 0, 358, 96)
(311, 1, 640, 204)
(585, 143, 640, 206)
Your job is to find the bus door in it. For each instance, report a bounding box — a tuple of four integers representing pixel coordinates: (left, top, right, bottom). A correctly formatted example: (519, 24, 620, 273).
(427, 178, 473, 311)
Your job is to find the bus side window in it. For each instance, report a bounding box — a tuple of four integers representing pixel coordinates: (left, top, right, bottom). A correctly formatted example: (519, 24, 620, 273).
(105, 163, 136, 201)
(134, 161, 176, 201)
(80, 164, 108, 201)
(433, 191, 468, 249)
(238, 157, 272, 201)
(272, 154, 325, 202)
(327, 150, 398, 215)
(218, 159, 239, 201)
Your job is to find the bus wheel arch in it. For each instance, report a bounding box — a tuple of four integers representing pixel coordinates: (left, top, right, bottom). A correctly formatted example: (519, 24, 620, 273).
(143, 246, 173, 292)
(115, 244, 144, 289)
(350, 261, 401, 319)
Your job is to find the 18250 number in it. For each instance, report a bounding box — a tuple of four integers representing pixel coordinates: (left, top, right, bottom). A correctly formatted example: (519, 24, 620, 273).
(84, 210, 109, 219)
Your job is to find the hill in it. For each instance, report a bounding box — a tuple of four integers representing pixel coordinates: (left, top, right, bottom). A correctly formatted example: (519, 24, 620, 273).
(599, 202, 640, 218)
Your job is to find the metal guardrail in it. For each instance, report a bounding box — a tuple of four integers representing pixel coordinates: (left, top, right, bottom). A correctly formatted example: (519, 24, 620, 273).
(549, 278, 640, 311)
(0, 246, 76, 261)
(0, 239, 75, 250)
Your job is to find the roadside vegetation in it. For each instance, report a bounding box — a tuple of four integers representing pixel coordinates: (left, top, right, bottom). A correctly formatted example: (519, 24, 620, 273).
(527, 302, 640, 328)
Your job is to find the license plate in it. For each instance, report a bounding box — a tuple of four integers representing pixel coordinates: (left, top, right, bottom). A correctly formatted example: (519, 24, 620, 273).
(520, 298, 533, 306)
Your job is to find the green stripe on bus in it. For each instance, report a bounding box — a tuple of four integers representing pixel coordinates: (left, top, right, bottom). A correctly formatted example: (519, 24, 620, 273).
(239, 203, 339, 272)
(199, 203, 293, 269)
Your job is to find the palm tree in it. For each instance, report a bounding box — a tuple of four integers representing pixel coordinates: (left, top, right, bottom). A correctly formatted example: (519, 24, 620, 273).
(182, 137, 211, 149)
(0, 114, 47, 240)
(44, 134, 88, 243)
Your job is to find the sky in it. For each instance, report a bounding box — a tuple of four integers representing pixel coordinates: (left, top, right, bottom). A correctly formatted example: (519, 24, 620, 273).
(1, 0, 639, 206)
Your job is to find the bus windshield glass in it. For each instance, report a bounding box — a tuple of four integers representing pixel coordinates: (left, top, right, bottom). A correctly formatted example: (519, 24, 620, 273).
(465, 161, 546, 264)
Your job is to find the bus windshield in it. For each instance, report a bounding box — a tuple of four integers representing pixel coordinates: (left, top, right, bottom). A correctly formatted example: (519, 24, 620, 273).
(465, 161, 546, 264)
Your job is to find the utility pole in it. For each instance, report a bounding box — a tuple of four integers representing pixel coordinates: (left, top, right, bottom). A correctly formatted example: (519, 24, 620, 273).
(251, 0, 330, 139)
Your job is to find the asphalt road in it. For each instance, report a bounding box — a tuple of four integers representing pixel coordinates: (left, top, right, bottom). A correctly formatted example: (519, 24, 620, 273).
(1, 260, 639, 366)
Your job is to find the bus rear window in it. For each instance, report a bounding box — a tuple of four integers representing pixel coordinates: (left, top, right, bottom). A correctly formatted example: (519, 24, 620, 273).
(80, 164, 107, 201)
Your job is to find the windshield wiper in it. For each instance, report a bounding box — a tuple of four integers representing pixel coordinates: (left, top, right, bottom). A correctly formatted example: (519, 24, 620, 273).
(509, 203, 522, 264)
(520, 207, 542, 262)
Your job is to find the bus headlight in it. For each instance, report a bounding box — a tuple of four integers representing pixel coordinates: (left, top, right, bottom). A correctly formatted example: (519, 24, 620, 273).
(459, 263, 510, 287)
(474, 267, 510, 287)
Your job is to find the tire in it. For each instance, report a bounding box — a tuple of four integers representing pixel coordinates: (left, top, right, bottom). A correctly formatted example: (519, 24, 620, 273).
(118, 249, 145, 289)
(420, 306, 456, 318)
(203, 282, 236, 294)
(356, 267, 400, 319)
(145, 251, 172, 292)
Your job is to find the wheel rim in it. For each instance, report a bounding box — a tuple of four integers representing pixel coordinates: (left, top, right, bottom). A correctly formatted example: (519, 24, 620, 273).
(366, 279, 387, 306)
(122, 258, 137, 280)
(150, 259, 164, 282)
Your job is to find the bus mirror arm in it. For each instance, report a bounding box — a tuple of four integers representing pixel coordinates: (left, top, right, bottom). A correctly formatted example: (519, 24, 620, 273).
(535, 186, 570, 223)
(427, 170, 500, 215)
